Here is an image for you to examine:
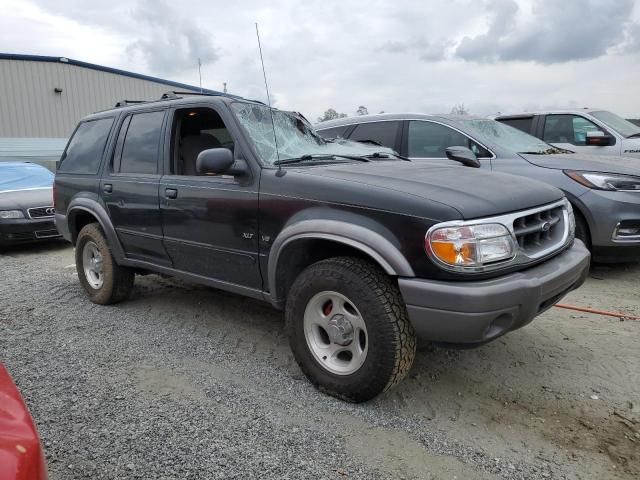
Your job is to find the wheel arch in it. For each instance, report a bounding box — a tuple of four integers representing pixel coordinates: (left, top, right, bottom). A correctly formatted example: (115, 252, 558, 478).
(268, 219, 414, 308)
(67, 198, 125, 261)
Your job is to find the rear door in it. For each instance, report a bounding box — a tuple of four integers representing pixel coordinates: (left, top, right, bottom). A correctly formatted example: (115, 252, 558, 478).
(100, 109, 171, 265)
(541, 114, 620, 155)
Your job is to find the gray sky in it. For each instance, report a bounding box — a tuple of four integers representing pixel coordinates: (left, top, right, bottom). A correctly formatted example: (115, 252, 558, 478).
(2, 0, 640, 119)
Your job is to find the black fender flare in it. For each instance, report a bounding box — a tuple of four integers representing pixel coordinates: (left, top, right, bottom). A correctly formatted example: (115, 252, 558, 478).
(67, 197, 126, 262)
(268, 218, 415, 306)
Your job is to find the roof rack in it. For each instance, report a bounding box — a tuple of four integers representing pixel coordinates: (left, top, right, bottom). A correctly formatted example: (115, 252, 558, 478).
(160, 90, 226, 100)
(114, 99, 146, 108)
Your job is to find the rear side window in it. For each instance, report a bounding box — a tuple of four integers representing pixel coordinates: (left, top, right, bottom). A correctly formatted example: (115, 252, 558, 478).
(59, 118, 114, 173)
(497, 117, 533, 134)
(117, 111, 165, 174)
(316, 125, 349, 139)
(348, 121, 400, 149)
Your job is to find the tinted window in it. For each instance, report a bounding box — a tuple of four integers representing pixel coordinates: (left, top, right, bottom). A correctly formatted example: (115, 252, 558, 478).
(316, 125, 349, 139)
(349, 121, 400, 149)
(543, 114, 600, 146)
(59, 118, 114, 173)
(408, 121, 490, 158)
(119, 111, 165, 174)
(497, 117, 533, 134)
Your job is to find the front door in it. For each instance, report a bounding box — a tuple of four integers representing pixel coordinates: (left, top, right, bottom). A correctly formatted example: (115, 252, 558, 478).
(101, 109, 171, 266)
(159, 105, 262, 289)
(404, 120, 493, 169)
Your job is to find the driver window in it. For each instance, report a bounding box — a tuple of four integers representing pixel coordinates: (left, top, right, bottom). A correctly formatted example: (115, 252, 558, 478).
(408, 121, 490, 158)
(171, 108, 234, 175)
(543, 115, 600, 146)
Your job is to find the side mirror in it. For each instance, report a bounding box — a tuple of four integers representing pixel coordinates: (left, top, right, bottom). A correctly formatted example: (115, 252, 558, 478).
(196, 148, 247, 176)
(585, 130, 613, 146)
(445, 146, 481, 168)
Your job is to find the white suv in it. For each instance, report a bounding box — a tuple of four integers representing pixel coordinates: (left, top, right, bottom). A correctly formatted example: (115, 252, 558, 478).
(495, 109, 640, 158)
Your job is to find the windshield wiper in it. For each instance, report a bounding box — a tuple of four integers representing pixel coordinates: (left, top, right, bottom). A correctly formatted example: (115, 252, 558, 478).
(273, 154, 337, 166)
(627, 132, 640, 138)
(367, 151, 411, 161)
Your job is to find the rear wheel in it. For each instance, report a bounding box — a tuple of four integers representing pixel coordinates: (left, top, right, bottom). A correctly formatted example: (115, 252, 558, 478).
(76, 223, 134, 304)
(286, 257, 416, 402)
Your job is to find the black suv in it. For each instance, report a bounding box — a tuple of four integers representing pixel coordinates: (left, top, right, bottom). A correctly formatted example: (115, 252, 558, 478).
(55, 92, 590, 402)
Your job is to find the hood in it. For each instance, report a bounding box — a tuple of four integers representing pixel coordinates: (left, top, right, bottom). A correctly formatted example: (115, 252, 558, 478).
(0, 187, 53, 211)
(520, 153, 640, 176)
(294, 161, 563, 219)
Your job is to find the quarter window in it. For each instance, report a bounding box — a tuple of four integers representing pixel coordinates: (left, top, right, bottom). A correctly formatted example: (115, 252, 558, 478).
(118, 111, 165, 174)
(348, 121, 400, 149)
(59, 118, 114, 173)
(408, 121, 490, 158)
(543, 115, 600, 146)
(497, 117, 533, 134)
(316, 125, 349, 139)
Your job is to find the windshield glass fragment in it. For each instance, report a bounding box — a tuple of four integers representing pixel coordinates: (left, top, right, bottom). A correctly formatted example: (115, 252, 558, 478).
(231, 102, 395, 165)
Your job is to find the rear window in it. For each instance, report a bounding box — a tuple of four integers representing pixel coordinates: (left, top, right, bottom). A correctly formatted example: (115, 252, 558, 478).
(118, 111, 165, 174)
(59, 118, 114, 173)
(348, 121, 400, 149)
(497, 117, 534, 134)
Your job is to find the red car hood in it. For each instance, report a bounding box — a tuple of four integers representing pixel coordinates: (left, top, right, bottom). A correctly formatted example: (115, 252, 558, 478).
(0, 364, 47, 480)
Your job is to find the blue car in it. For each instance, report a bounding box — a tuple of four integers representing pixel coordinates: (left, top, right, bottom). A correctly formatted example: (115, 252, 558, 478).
(0, 162, 61, 247)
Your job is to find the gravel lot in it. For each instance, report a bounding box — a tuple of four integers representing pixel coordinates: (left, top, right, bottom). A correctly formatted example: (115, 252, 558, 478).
(1, 242, 639, 480)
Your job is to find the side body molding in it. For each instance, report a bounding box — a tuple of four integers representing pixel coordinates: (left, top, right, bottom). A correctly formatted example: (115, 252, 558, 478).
(66, 197, 126, 261)
(268, 219, 415, 305)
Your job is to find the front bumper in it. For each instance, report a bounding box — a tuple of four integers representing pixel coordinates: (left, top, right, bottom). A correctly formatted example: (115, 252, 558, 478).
(578, 189, 640, 262)
(0, 217, 61, 246)
(398, 240, 590, 344)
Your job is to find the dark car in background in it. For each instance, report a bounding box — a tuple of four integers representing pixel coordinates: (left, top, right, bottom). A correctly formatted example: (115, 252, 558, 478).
(316, 114, 640, 262)
(0, 162, 60, 247)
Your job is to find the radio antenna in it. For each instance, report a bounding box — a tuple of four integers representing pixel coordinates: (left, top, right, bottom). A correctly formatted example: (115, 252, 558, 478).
(255, 22, 280, 163)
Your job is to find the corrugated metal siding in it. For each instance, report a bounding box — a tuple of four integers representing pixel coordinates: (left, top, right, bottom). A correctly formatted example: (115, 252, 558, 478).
(0, 59, 201, 138)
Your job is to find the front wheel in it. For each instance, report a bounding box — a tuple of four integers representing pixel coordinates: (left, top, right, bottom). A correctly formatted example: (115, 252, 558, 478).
(286, 257, 416, 402)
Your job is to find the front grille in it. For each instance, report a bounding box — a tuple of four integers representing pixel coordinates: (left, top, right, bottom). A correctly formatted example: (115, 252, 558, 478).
(512, 205, 567, 258)
(28, 206, 55, 219)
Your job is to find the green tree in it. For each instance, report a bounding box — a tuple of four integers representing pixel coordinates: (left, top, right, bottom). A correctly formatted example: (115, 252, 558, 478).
(317, 108, 348, 123)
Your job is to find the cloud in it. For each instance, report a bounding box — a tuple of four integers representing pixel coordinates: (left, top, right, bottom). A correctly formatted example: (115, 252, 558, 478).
(456, 0, 639, 64)
(379, 37, 450, 61)
(125, 0, 219, 75)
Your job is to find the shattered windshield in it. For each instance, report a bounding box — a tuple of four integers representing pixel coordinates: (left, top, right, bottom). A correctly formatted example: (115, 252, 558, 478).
(230, 102, 395, 165)
(461, 119, 561, 154)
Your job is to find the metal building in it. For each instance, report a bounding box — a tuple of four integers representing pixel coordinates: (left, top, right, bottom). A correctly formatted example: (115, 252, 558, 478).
(0, 53, 221, 139)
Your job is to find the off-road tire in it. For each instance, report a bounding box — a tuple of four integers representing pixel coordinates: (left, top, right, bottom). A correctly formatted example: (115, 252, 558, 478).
(286, 256, 416, 402)
(75, 223, 134, 305)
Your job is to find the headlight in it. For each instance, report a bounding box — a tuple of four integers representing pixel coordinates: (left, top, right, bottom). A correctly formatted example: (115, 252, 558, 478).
(426, 223, 516, 269)
(0, 210, 25, 219)
(565, 171, 640, 191)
